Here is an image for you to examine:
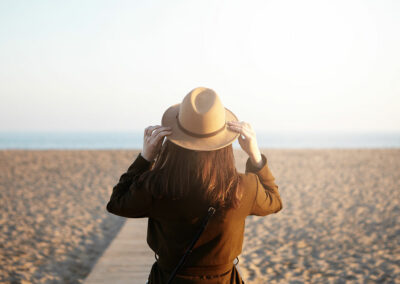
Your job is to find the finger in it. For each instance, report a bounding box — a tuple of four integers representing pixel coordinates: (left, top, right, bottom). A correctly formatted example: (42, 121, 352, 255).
(150, 128, 172, 140)
(235, 121, 252, 132)
(151, 126, 172, 137)
(242, 129, 254, 140)
(151, 130, 172, 144)
(227, 121, 243, 126)
(228, 121, 250, 132)
(157, 129, 173, 138)
(228, 120, 252, 128)
(230, 120, 253, 132)
(238, 135, 246, 148)
(228, 120, 246, 124)
(145, 125, 162, 136)
(227, 124, 244, 134)
(145, 125, 159, 136)
(229, 125, 253, 140)
(157, 131, 172, 145)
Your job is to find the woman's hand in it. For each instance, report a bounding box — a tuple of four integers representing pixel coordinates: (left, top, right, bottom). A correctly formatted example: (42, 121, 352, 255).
(141, 125, 172, 162)
(227, 121, 263, 169)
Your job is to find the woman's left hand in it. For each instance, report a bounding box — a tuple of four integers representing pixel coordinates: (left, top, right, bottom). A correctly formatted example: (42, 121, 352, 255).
(141, 125, 172, 162)
(227, 120, 263, 168)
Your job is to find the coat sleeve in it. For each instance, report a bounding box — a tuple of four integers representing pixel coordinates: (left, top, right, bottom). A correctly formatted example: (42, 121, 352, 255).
(106, 153, 153, 218)
(246, 153, 283, 216)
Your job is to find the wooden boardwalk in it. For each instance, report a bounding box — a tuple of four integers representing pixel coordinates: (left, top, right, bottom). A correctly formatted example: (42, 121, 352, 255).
(84, 218, 154, 284)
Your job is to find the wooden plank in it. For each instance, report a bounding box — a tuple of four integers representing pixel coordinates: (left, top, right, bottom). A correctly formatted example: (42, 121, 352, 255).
(84, 218, 153, 284)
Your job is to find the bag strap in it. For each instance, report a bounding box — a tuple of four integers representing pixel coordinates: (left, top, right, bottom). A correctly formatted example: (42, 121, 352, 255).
(166, 207, 216, 284)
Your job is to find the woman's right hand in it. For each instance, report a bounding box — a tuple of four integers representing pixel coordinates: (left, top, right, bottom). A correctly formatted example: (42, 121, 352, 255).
(141, 125, 172, 162)
(227, 121, 263, 169)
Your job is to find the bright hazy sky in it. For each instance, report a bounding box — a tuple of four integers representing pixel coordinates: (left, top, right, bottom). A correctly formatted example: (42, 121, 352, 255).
(1, 0, 399, 132)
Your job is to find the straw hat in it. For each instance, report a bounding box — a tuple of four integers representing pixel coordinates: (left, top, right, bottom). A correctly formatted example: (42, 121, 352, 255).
(161, 87, 240, 151)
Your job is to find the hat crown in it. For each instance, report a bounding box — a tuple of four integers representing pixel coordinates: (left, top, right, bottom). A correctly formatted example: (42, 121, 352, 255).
(178, 87, 226, 135)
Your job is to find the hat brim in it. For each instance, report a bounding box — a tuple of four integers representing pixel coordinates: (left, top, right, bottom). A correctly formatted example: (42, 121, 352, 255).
(161, 104, 240, 151)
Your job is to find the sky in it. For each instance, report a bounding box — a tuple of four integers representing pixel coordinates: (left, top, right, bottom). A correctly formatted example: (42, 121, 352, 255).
(0, 0, 399, 133)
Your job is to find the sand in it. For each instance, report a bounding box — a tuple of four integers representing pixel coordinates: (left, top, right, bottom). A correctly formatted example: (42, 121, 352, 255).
(0, 150, 140, 283)
(0, 149, 399, 283)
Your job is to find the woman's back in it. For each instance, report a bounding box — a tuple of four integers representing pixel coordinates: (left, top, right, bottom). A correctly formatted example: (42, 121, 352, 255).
(106, 87, 282, 283)
(107, 151, 282, 283)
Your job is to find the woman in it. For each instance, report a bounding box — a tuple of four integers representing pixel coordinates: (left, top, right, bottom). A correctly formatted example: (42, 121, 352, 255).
(106, 87, 283, 283)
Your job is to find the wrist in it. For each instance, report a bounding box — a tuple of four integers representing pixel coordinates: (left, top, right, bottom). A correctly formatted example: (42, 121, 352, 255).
(249, 152, 263, 169)
(141, 152, 153, 162)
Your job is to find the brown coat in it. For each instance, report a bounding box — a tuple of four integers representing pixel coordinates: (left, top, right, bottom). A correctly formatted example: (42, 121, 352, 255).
(106, 153, 282, 283)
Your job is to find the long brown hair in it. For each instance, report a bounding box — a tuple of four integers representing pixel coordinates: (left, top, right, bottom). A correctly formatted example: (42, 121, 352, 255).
(138, 139, 242, 209)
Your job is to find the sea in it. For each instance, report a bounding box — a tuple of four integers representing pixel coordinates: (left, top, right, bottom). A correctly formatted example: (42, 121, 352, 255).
(0, 131, 399, 149)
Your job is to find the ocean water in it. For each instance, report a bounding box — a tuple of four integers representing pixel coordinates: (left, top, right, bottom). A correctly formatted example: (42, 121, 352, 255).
(0, 131, 399, 149)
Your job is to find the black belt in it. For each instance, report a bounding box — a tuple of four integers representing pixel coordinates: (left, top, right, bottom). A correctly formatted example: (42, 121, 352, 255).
(157, 258, 235, 277)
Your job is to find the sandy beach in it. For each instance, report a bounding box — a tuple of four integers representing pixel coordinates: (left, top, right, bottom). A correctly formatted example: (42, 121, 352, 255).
(238, 149, 400, 283)
(0, 149, 399, 283)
